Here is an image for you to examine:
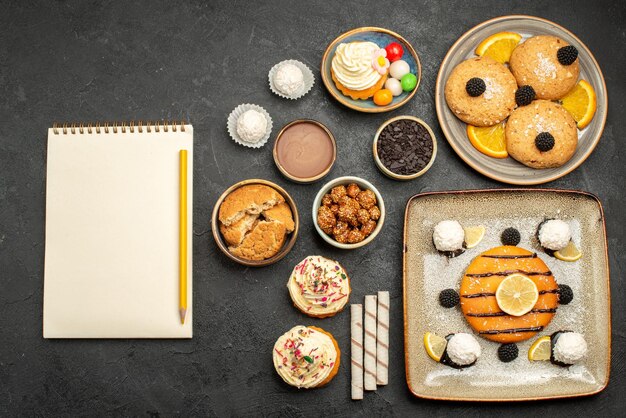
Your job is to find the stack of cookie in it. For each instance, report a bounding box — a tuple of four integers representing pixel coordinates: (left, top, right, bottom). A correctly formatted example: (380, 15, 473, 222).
(218, 184, 295, 261)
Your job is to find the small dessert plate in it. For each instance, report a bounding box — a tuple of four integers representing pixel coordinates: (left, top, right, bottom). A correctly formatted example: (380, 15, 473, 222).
(435, 15, 607, 185)
(321, 27, 421, 113)
(404, 189, 611, 401)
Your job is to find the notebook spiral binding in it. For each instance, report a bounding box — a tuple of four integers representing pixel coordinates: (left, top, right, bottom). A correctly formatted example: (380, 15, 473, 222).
(52, 120, 187, 135)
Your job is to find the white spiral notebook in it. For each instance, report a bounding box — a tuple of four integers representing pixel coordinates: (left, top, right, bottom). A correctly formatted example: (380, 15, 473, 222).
(43, 121, 193, 338)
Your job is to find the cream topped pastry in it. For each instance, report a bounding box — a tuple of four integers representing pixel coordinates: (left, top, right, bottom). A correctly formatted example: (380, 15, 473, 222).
(331, 41, 387, 99)
(287, 256, 350, 318)
(273, 325, 340, 389)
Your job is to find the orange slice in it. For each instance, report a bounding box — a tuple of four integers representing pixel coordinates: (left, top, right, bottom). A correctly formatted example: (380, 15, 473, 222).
(475, 32, 522, 64)
(560, 80, 597, 129)
(467, 122, 508, 158)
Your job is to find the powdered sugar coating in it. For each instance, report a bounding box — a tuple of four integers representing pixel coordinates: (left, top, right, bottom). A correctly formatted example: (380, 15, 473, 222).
(539, 219, 571, 251)
(447, 333, 482, 365)
(534, 52, 557, 80)
(553, 332, 588, 364)
(273, 63, 305, 96)
(433, 220, 465, 252)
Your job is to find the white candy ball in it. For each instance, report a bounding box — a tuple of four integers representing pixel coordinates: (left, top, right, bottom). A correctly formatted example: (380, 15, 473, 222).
(389, 60, 410, 80)
(385, 78, 403, 96)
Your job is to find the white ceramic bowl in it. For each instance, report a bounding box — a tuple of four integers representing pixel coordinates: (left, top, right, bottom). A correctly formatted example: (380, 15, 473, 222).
(312, 176, 385, 249)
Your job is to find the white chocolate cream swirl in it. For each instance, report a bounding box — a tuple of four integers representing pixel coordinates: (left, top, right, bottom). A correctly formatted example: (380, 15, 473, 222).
(331, 41, 382, 91)
(273, 326, 337, 388)
(287, 256, 350, 316)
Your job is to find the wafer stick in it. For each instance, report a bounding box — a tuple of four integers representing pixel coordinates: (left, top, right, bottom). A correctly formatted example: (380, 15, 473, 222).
(364, 295, 377, 391)
(350, 304, 364, 400)
(376, 291, 389, 385)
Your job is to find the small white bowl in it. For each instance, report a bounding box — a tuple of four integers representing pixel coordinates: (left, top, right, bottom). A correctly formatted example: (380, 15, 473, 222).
(312, 176, 386, 249)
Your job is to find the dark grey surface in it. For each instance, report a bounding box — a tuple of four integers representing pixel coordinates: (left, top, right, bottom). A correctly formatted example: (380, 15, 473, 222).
(0, 0, 624, 416)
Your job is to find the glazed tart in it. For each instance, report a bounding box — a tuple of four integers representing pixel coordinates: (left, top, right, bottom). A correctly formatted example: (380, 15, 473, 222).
(460, 245, 559, 343)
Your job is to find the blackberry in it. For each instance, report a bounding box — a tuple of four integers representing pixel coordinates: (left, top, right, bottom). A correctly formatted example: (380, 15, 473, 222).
(498, 343, 519, 362)
(558, 284, 574, 305)
(501, 227, 521, 246)
(439, 289, 460, 308)
(557, 45, 578, 66)
(535, 132, 555, 152)
(465, 77, 486, 97)
(515, 85, 535, 106)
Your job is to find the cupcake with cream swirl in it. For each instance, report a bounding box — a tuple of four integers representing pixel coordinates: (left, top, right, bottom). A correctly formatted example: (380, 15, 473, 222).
(331, 41, 388, 100)
(273, 325, 341, 389)
(287, 256, 351, 318)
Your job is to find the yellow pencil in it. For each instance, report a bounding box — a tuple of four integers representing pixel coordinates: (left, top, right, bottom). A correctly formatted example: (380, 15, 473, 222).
(179, 149, 188, 324)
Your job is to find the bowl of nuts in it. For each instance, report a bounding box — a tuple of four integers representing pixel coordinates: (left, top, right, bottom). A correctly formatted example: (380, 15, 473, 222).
(313, 176, 385, 249)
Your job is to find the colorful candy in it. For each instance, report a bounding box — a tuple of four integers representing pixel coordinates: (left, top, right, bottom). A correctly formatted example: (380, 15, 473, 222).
(384, 78, 403, 96)
(368, 43, 415, 105)
(385, 42, 404, 62)
(401, 73, 418, 92)
(389, 60, 410, 80)
(373, 89, 393, 106)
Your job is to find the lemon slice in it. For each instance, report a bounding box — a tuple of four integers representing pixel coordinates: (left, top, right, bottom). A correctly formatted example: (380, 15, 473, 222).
(560, 80, 597, 129)
(554, 241, 582, 262)
(467, 123, 508, 159)
(475, 32, 522, 64)
(528, 336, 552, 361)
(464, 225, 486, 249)
(424, 332, 447, 362)
(495, 273, 539, 316)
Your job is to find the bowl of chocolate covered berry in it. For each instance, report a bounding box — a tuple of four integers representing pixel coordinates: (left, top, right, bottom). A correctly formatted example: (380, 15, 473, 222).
(373, 115, 437, 180)
(313, 176, 385, 249)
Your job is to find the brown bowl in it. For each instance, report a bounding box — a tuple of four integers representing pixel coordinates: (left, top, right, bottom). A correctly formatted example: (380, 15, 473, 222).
(273, 119, 337, 184)
(211, 179, 299, 267)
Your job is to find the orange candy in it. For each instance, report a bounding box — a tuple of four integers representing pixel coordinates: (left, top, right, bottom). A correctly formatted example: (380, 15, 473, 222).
(373, 89, 393, 106)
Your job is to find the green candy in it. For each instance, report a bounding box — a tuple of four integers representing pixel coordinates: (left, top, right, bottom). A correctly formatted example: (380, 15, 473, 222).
(303, 356, 314, 364)
(401, 73, 417, 92)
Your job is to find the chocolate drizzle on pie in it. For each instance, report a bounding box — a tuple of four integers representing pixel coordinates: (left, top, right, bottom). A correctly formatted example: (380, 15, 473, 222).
(461, 288, 558, 299)
(481, 253, 538, 259)
(465, 269, 552, 278)
(479, 326, 544, 335)
(466, 308, 557, 317)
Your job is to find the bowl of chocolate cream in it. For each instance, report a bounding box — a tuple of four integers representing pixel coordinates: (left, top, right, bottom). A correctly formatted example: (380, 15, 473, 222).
(273, 119, 336, 183)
